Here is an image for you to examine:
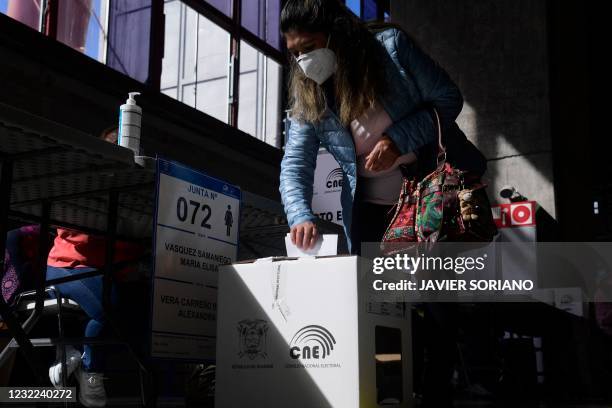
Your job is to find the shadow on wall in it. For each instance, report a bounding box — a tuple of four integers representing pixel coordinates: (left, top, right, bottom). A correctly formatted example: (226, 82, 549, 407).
(391, 0, 555, 217)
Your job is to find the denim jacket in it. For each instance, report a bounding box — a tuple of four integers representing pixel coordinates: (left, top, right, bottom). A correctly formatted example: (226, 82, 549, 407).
(279, 28, 485, 252)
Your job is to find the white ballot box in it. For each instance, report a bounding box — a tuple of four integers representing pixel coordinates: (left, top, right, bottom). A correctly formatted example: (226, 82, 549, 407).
(215, 256, 413, 408)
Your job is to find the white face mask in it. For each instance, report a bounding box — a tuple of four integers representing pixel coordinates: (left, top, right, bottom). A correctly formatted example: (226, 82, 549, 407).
(296, 35, 337, 85)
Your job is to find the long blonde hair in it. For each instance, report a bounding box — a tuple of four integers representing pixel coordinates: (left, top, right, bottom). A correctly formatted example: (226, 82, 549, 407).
(281, 0, 387, 125)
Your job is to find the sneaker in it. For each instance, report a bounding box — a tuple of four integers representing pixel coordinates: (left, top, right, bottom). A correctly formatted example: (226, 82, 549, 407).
(75, 366, 107, 407)
(49, 346, 81, 387)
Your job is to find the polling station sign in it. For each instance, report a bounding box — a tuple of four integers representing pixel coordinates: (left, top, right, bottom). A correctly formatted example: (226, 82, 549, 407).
(151, 158, 240, 361)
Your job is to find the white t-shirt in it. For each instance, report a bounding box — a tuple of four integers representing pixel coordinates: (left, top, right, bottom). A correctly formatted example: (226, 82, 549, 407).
(350, 104, 417, 205)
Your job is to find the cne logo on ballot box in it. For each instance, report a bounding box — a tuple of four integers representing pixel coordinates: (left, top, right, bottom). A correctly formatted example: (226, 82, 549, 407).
(289, 325, 337, 360)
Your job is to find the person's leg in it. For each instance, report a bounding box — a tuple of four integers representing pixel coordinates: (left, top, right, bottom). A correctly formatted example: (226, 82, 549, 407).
(421, 303, 459, 407)
(46, 266, 115, 372)
(47, 266, 117, 407)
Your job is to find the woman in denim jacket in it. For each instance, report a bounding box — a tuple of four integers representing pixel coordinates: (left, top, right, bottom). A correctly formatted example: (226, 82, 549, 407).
(279, 0, 486, 255)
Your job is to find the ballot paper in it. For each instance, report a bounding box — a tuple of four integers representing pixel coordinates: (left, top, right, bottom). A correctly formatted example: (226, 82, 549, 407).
(284, 233, 338, 257)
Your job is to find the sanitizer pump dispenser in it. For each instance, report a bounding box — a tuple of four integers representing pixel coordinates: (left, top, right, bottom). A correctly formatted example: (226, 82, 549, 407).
(118, 92, 142, 155)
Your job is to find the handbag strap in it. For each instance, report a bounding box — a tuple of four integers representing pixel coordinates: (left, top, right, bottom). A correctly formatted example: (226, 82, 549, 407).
(432, 108, 446, 166)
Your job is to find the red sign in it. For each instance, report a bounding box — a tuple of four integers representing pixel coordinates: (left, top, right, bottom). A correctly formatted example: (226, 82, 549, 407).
(492, 201, 536, 229)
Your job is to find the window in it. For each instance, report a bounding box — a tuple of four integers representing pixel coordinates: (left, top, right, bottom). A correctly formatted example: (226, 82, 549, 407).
(344, 0, 390, 21)
(56, 0, 109, 62)
(161, 0, 285, 147)
(241, 0, 281, 50)
(106, 0, 152, 83)
(1, 0, 41, 30)
(238, 40, 282, 146)
(0, 0, 110, 63)
(346, 0, 361, 17)
(0, 0, 151, 81)
(1, 0, 393, 149)
(362, 0, 378, 21)
(1, 0, 285, 147)
(205, 0, 231, 17)
(161, 1, 231, 123)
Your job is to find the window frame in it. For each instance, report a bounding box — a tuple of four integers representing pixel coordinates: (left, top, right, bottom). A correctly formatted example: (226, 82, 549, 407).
(25, 0, 390, 148)
(159, 0, 286, 129)
(37, 0, 112, 63)
(346, 0, 390, 21)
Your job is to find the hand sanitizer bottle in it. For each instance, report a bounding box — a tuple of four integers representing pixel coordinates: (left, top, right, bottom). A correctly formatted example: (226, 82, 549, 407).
(118, 92, 142, 155)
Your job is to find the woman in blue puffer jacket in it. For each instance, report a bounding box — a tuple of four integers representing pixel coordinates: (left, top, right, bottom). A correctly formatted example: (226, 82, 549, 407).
(279, 3, 486, 406)
(279, 0, 486, 254)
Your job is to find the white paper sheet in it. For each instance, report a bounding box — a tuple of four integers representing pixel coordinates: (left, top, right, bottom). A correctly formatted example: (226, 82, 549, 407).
(284, 233, 338, 257)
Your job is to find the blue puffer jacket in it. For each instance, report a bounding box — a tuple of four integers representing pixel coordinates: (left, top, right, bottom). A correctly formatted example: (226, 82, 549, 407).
(279, 28, 486, 252)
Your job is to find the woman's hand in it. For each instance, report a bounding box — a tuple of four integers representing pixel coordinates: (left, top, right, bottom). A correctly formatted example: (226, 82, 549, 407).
(290, 221, 319, 250)
(365, 135, 401, 172)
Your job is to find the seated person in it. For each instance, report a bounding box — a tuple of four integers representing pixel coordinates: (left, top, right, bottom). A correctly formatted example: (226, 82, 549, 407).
(46, 124, 144, 408)
(46, 228, 143, 407)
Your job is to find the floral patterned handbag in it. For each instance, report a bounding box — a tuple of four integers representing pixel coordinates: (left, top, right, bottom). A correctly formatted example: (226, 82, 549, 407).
(380, 110, 497, 254)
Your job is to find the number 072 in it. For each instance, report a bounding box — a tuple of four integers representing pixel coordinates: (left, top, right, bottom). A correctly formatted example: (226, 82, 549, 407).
(176, 197, 212, 229)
